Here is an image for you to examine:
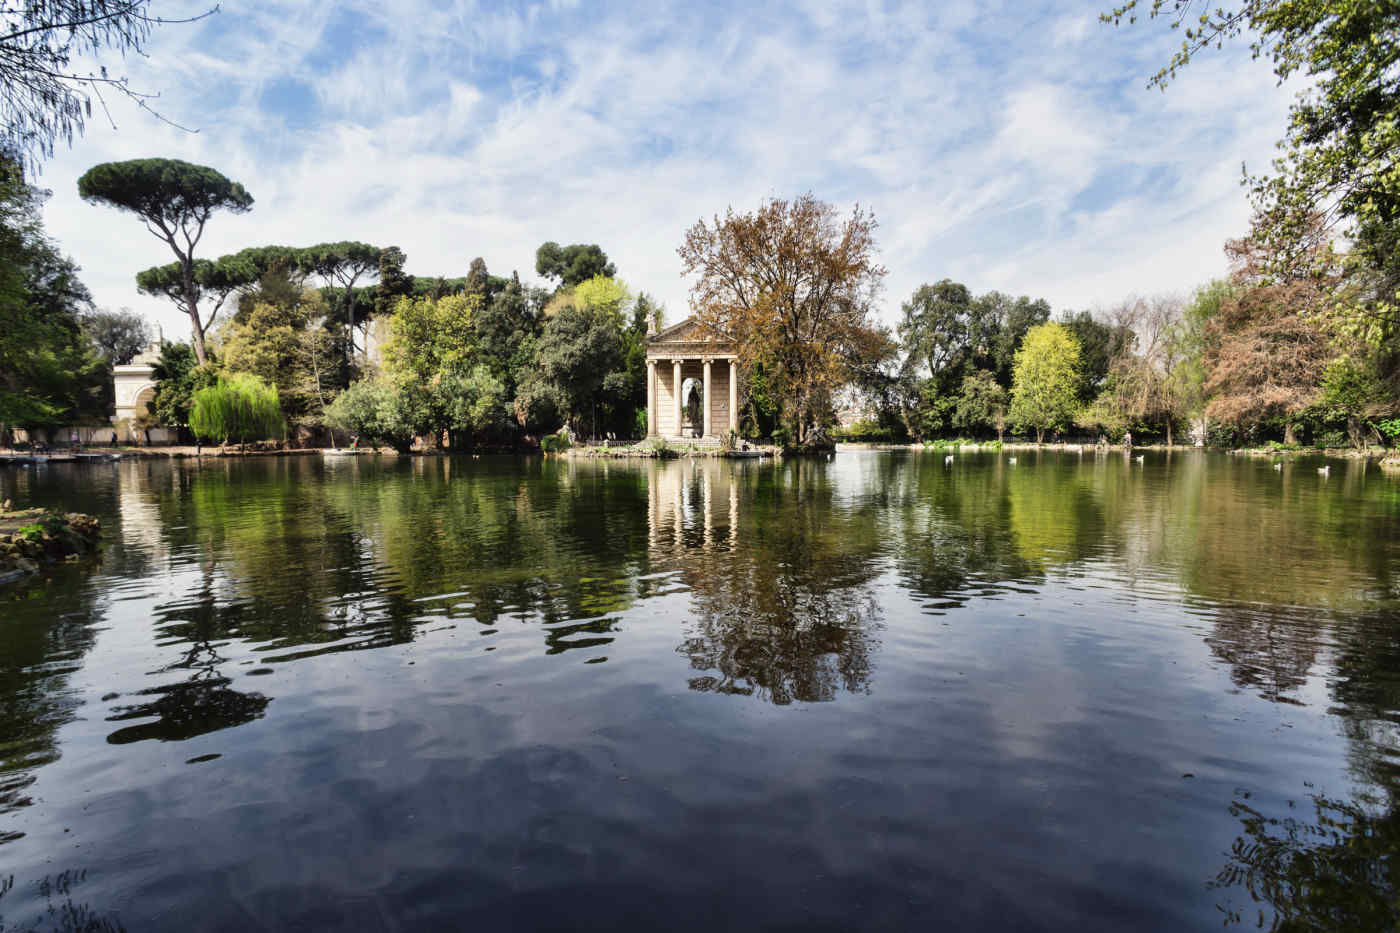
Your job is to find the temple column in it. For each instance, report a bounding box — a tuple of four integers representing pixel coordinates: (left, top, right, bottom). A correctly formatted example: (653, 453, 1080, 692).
(728, 358, 738, 433)
(702, 358, 712, 438)
(646, 360, 657, 436)
(672, 359, 683, 438)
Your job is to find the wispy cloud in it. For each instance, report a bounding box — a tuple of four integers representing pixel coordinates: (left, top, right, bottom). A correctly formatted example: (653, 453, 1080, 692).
(39, 0, 1294, 334)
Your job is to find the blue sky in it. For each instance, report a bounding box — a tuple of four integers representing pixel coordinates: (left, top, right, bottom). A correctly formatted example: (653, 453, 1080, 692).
(40, 0, 1294, 337)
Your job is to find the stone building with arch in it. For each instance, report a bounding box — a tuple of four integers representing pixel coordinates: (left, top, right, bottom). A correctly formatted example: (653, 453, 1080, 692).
(645, 317, 739, 440)
(111, 341, 174, 444)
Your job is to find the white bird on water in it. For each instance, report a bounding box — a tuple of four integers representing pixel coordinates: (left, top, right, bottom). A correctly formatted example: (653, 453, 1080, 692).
(944, 454, 954, 465)
(1318, 465, 1330, 476)
(1008, 457, 1017, 465)
(1134, 455, 1145, 463)
(1273, 462, 1282, 471)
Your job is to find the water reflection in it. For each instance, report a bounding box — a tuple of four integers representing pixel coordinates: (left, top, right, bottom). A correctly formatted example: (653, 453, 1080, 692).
(0, 452, 1398, 930)
(649, 459, 883, 703)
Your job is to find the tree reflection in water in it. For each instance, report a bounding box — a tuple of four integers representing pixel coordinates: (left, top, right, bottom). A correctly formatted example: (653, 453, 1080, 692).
(1213, 609, 1400, 929)
(651, 458, 883, 704)
(1214, 792, 1400, 931)
(0, 870, 125, 932)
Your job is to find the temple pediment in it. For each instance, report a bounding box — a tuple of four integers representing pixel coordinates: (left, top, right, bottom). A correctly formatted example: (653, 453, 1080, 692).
(646, 317, 734, 359)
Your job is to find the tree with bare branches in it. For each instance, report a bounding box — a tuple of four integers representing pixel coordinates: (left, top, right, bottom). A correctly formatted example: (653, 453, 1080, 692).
(1203, 230, 1341, 443)
(678, 194, 890, 447)
(1, 2, 217, 169)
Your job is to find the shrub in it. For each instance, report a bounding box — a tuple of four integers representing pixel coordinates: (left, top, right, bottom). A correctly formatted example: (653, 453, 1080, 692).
(324, 377, 424, 454)
(541, 433, 571, 453)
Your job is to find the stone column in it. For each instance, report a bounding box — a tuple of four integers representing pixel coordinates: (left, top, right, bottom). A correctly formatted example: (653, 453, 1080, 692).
(646, 360, 657, 436)
(672, 359, 683, 438)
(728, 358, 738, 433)
(702, 358, 712, 438)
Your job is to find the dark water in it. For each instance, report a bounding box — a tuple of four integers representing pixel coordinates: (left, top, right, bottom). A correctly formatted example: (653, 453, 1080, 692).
(1, 450, 1398, 931)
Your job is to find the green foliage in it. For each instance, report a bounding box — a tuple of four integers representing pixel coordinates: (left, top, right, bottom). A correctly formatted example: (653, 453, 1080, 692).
(440, 366, 508, 440)
(535, 242, 615, 288)
(324, 376, 426, 455)
(534, 297, 636, 438)
(1314, 429, 1349, 449)
(78, 159, 253, 226)
(375, 246, 413, 318)
(384, 294, 479, 383)
(0, 158, 109, 433)
(1010, 322, 1082, 443)
(1108, 1, 1400, 268)
(831, 419, 896, 442)
(953, 369, 1009, 436)
(82, 308, 151, 365)
(150, 342, 217, 429)
(189, 374, 283, 445)
(1377, 418, 1400, 443)
(540, 433, 572, 453)
(218, 287, 344, 430)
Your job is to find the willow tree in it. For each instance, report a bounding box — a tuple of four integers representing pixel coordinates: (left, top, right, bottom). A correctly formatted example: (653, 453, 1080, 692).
(79, 159, 253, 364)
(678, 193, 890, 447)
(189, 373, 283, 447)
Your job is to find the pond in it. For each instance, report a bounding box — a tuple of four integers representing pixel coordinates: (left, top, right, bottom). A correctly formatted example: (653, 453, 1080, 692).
(1, 450, 1398, 931)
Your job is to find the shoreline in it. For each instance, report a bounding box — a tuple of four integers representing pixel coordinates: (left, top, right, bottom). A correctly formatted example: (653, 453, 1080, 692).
(0, 509, 101, 585)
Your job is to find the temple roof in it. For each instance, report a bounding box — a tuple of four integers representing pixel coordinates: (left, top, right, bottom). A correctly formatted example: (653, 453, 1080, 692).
(645, 317, 734, 359)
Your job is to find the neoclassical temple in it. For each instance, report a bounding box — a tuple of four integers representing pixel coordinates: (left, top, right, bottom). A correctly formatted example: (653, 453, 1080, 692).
(645, 317, 738, 439)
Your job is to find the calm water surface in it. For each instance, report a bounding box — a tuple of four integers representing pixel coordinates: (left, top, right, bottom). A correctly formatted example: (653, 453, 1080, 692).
(2, 450, 1398, 931)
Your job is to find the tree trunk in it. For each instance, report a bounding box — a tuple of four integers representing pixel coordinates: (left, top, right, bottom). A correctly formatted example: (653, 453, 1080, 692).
(1284, 422, 1297, 446)
(1347, 416, 1363, 449)
(180, 253, 207, 365)
(187, 296, 207, 365)
(1036, 427, 1045, 445)
(1166, 418, 1173, 447)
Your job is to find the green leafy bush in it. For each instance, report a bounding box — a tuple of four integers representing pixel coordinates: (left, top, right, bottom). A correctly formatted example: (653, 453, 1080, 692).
(541, 433, 571, 453)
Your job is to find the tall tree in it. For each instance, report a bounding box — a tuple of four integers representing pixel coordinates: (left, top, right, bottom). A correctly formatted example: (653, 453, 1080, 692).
(678, 193, 889, 446)
(898, 279, 975, 392)
(0, 2, 215, 169)
(297, 241, 381, 364)
(1099, 295, 1189, 444)
(134, 253, 259, 351)
(374, 245, 412, 318)
(535, 241, 615, 288)
(1010, 322, 1082, 443)
(1204, 231, 1340, 442)
(534, 301, 628, 439)
(78, 158, 254, 364)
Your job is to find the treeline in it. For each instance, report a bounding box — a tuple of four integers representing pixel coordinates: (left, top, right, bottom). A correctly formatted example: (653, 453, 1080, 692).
(846, 212, 1400, 449)
(0, 158, 161, 444)
(145, 241, 659, 449)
